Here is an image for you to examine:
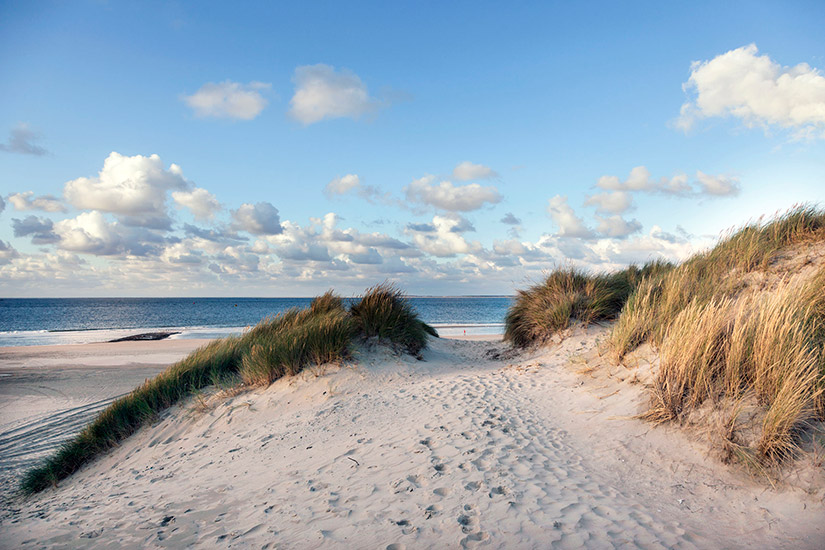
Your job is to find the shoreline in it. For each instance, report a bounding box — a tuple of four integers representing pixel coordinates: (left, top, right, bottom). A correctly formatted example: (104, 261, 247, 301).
(0, 324, 505, 348)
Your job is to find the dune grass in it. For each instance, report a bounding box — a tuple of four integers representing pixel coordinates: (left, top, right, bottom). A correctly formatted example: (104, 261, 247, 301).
(21, 284, 435, 494)
(611, 205, 825, 359)
(504, 260, 673, 348)
(609, 205, 825, 463)
(350, 283, 438, 355)
(644, 270, 825, 461)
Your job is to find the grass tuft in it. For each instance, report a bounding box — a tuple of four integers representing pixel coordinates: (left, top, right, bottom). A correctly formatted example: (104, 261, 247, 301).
(349, 282, 437, 354)
(504, 261, 673, 348)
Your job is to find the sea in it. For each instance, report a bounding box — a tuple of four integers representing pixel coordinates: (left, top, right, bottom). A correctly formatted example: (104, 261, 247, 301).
(0, 297, 513, 347)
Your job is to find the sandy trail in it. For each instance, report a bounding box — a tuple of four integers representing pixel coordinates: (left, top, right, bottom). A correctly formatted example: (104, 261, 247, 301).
(1, 332, 822, 548)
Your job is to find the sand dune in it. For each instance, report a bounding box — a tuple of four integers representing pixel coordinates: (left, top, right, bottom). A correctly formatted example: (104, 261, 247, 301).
(1, 332, 823, 548)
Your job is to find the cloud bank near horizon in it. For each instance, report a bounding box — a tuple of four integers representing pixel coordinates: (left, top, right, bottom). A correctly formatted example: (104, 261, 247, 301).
(0, 151, 734, 296)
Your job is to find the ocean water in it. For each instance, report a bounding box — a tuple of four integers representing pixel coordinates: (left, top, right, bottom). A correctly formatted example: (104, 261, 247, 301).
(0, 297, 513, 347)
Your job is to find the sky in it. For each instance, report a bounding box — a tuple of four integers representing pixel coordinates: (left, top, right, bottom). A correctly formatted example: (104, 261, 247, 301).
(1, 0, 824, 297)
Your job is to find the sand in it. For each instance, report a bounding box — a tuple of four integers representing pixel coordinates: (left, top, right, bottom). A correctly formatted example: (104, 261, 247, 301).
(0, 339, 209, 496)
(1, 330, 823, 548)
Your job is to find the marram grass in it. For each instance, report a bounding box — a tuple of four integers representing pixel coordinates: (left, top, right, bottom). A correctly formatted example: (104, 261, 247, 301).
(22, 284, 436, 494)
(618, 205, 825, 464)
(504, 260, 673, 348)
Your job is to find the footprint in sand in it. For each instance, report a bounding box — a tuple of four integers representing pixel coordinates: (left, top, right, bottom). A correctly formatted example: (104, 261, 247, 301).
(460, 531, 489, 549)
(488, 485, 509, 498)
(424, 504, 441, 519)
(464, 481, 481, 492)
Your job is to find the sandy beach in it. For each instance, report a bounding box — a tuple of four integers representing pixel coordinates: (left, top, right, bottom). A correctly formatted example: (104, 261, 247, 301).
(0, 339, 209, 498)
(1, 329, 822, 548)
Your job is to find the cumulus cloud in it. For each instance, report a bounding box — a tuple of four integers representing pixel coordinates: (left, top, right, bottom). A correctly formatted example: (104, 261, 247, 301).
(64, 152, 189, 228)
(324, 174, 362, 196)
(492, 239, 550, 264)
(594, 214, 643, 238)
(405, 176, 502, 212)
(584, 190, 633, 214)
(172, 188, 221, 220)
(452, 161, 498, 181)
(289, 64, 379, 124)
(677, 44, 825, 137)
(594, 166, 738, 197)
(12, 216, 59, 244)
(0, 123, 48, 156)
(231, 202, 283, 235)
(53, 211, 157, 256)
(405, 214, 483, 258)
(182, 81, 270, 120)
(0, 195, 4, 214)
(7, 191, 67, 212)
(546, 195, 594, 238)
(695, 171, 741, 196)
(406, 214, 483, 257)
(322, 173, 397, 206)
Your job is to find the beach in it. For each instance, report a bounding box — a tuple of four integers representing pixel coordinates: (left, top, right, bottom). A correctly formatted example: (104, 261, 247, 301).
(0, 339, 209, 497)
(1, 329, 822, 548)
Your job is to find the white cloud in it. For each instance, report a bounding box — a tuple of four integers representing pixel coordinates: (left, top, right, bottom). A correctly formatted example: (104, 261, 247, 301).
(231, 202, 283, 235)
(172, 187, 221, 220)
(405, 176, 502, 212)
(64, 152, 189, 227)
(695, 171, 741, 196)
(677, 44, 825, 137)
(588, 226, 700, 267)
(546, 195, 594, 238)
(289, 64, 379, 124)
(594, 214, 642, 238)
(595, 165, 738, 197)
(323, 173, 399, 207)
(7, 191, 66, 212)
(0, 123, 48, 156)
(53, 211, 135, 256)
(492, 239, 550, 263)
(183, 81, 270, 120)
(324, 174, 362, 196)
(452, 161, 498, 181)
(584, 190, 633, 214)
(406, 214, 483, 257)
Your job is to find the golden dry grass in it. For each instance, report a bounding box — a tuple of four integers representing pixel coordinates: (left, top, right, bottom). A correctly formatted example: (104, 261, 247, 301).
(615, 205, 825, 464)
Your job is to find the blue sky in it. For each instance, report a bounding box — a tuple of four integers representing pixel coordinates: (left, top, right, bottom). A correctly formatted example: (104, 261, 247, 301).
(1, 1, 824, 296)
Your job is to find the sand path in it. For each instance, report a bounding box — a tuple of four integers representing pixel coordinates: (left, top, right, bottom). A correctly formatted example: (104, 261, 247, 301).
(1, 332, 822, 548)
